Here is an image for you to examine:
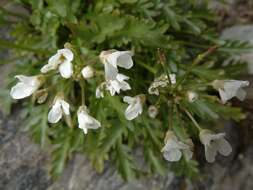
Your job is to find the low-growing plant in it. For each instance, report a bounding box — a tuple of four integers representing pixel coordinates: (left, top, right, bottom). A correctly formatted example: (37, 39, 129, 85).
(0, 0, 251, 180)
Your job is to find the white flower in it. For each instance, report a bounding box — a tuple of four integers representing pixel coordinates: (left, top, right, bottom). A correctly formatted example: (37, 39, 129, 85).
(41, 48, 74, 79)
(77, 106, 101, 134)
(199, 129, 232, 163)
(81, 66, 94, 79)
(123, 95, 145, 120)
(187, 91, 198, 103)
(106, 73, 131, 96)
(212, 80, 249, 103)
(10, 75, 43, 99)
(148, 105, 158, 118)
(99, 50, 133, 80)
(95, 82, 106, 99)
(162, 131, 193, 162)
(48, 95, 70, 123)
(148, 74, 169, 95)
(169, 73, 176, 84)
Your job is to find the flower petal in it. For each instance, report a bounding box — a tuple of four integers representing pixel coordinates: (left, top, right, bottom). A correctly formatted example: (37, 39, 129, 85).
(59, 60, 73, 78)
(10, 83, 36, 99)
(205, 145, 218, 163)
(48, 102, 62, 123)
(125, 103, 141, 120)
(77, 109, 101, 134)
(116, 73, 129, 81)
(217, 138, 232, 156)
(183, 149, 193, 161)
(123, 96, 135, 104)
(114, 51, 133, 69)
(41, 54, 60, 73)
(236, 89, 247, 101)
(60, 100, 70, 115)
(58, 49, 74, 61)
(104, 62, 118, 80)
(163, 149, 182, 162)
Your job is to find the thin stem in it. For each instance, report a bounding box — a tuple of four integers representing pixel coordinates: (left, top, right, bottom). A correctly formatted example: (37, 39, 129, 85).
(175, 45, 218, 89)
(168, 101, 173, 130)
(183, 108, 201, 131)
(0, 39, 52, 54)
(135, 61, 156, 74)
(157, 48, 171, 85)
(80, 81, 85, 105)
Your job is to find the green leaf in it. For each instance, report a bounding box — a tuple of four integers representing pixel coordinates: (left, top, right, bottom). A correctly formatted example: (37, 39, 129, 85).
(116, 142, 137, 181)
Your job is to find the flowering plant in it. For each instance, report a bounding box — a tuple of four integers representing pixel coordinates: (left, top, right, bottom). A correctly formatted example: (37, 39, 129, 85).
(0, 0, 251, 180)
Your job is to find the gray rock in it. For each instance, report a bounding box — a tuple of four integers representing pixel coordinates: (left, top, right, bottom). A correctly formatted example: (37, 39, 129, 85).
(0, 111, 52, 190)
(221, 25, 253, 74)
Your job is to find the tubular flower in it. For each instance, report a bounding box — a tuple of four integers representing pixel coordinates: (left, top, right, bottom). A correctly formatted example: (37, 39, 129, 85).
(48, 95, 70, 123)
(77, 106, 101, 134)
(212, 79, 249, 103)
(162, 131, 193, 162)
(199, 129, 232, 163)
(10, 75, 44, 99)
(41, 48, 74, 79)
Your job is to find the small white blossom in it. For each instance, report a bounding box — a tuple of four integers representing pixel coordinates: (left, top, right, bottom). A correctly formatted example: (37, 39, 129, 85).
(77, 106, 101, 134)
(148, 74, 169, 95)
(187, 91, 198, 103)
(99, 50, 133, 80)
(81, 66, 94, 79)
(48, 95, 70, 123)
(212, 80, 249, 103)
(199, 129, 232, 163)
(148, 105, 158, 118)
(10, 75, 43, 99)
(169, 73, 176, 84)
(123, 95, 145, 120)
(41, 48, 74, 79)
(106, 73, 131, 96)
(162, 131, 193, 162)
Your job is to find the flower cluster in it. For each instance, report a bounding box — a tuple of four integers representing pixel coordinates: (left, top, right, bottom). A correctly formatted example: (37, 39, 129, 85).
(10, 47, 144, 135)
(10, 44, 249, 166)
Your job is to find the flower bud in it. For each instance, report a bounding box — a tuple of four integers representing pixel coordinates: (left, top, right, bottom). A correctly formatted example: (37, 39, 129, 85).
(148, 105, 158, 118)
(187, 91, 198, 103)
(33, 89, 48, 104)
(81, 66, 94, 79)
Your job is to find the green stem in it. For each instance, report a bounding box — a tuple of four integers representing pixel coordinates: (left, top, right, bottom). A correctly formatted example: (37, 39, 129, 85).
(183, 108, 201, 131)
(80, 81, 85, 105)
(0, 39, 52, 54)
(168, 101, 173, 130)
(135, 61, 156, 74)
(174, 45, 218, 89)
(157, 48, 171, 85)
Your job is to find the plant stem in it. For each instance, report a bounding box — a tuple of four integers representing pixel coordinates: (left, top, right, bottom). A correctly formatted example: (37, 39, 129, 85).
(183, 108, 201, 131)
(0, 39, 52, 54)
(157, 48, 171, 85)
(168, 101, 173, 130)
(80, 81, 85, 105)
(175, 45, 218, 89)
